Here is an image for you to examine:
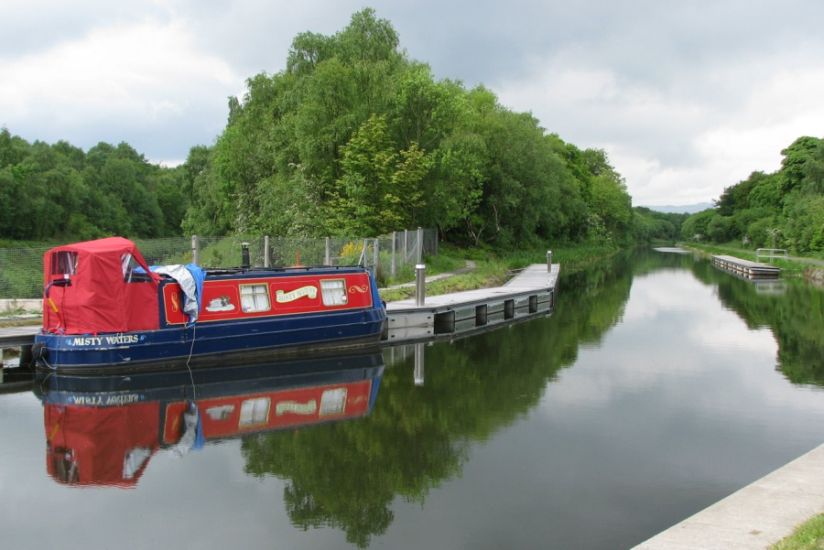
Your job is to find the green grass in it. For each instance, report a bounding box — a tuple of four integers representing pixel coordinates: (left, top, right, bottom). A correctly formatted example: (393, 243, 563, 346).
(378, 242, 620, 303)
(0, 239, 57, 248)
(772, 514, 824, 549)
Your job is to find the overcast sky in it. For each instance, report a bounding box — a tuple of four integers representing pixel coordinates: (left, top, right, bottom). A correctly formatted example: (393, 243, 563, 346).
(2, 0, 823, 206)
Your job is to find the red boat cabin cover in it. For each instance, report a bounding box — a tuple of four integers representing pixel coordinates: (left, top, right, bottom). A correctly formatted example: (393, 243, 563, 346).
(42, 237, 160, 334)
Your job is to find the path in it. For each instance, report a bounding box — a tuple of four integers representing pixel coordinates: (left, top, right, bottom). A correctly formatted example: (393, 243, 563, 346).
(786, 254, 824, 267)
(380, 260, 476, 291)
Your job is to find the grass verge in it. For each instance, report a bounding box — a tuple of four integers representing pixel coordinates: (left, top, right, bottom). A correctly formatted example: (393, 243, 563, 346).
(772, 513, 824, 549)
(378, 242, 619, 302)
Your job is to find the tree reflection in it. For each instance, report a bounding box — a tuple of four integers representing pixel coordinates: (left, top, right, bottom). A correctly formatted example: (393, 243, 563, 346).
(240, 254, 635, 547)
(239, 251, 824, 545)
(689, 260, 824, 386)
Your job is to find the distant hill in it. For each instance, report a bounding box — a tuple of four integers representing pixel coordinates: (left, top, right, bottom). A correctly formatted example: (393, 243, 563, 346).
(642, 202, 713, 214)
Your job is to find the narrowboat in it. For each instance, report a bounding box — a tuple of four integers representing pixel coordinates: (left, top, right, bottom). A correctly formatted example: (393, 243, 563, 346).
(34, 237, 386, 371)
(36, 351, 385, 486)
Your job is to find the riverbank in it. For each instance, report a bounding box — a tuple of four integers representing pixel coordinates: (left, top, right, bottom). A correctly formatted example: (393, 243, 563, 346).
(633, 443, 824, 549)
(773, 513, 824, 549)
(682, 242, 824, 283)
(378, 242, 618, 302)
(0, 241, 619, 327)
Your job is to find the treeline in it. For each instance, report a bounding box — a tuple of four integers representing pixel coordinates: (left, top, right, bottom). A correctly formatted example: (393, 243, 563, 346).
(682, 136, 824, 253)
(632, 207, 688, 243)
(2, 9, 685, 248)
(0, 129, 188, 241)
(182, 8, 644, 247)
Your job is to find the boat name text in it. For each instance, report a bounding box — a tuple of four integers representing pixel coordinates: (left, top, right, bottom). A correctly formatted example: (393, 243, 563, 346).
(70, 394, 141, 406)
(67, 334, 140, 347)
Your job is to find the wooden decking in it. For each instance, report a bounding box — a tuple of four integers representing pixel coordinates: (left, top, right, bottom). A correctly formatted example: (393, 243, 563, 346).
(384, 264, 560, 343)
(0, 324, 40, 347)
(712, 255, 781, 279)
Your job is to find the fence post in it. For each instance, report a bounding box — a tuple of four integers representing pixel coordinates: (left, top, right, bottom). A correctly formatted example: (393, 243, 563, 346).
(264, 236, 271, 268)
(433, 228, 438, 256)
(372, 238, 379, 277)
(547, 250, 553, 272)
(325, 237, 331, 266)
(416, 227, 423, 264)
(191, 235, 199, 265)
(403, 229, 408, 266)
(390, 231, 397, 278)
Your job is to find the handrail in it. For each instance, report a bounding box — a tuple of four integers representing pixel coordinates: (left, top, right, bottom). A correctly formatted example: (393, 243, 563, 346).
(756, 248, 788, 263)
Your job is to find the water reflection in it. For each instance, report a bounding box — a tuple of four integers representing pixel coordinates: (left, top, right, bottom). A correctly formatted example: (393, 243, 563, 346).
(233, 252, 824, 548)
(4, 249, 824, 549)
(689, 256, 824, 385)
(236, 260, 637, 548)
(34, 351, 384, 487)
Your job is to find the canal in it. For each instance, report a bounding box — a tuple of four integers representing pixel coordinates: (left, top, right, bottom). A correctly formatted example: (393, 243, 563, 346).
(2, 249, 824, 549)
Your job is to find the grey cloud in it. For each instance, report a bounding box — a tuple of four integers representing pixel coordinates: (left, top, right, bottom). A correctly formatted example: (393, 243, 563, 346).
(4, 0, 824, 203)
(0, 1, 170, 58)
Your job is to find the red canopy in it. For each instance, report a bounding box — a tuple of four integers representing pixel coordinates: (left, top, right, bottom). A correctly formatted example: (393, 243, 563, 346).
(42, 237, 160, 334)
(45, 403, 160, 487)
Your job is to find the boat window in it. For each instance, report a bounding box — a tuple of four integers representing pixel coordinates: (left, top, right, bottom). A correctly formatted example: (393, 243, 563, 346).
(239, 397, 270, 427)
(51, 251, 78, 277)
(319, 388, 347, 416)
(121, 254, 153, 283)
(320, 279, 348, 306)
(240, 284, 271, 312)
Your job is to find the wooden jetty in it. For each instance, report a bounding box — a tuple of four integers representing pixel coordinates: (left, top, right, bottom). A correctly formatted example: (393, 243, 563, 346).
(0, 324, 40, 348)
(0, 325, 38, 391)
(0, 324, 39, 368)
(384, 264, 559, 343)
(711, 255, 781, 279)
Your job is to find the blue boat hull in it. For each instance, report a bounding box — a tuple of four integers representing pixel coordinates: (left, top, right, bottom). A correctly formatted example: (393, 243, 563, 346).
(36, 349, 385, 409)
(35, 307, 386, 372)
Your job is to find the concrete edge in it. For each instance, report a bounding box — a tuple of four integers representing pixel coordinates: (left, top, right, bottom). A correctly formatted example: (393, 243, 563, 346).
(632, 442, 824, 549)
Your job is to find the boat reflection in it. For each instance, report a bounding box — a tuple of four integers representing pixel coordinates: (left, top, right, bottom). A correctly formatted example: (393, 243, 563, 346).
(34, 350, 385, 487)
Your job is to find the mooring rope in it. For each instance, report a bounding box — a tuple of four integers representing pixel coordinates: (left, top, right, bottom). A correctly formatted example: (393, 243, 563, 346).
(184, 322, 198, 402)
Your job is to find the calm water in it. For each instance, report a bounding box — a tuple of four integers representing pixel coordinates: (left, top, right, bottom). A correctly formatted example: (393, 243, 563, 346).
(3, 250, 824, 549)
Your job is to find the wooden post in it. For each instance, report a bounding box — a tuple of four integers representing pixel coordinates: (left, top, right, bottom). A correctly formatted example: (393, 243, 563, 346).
(191, 235, 199, 265)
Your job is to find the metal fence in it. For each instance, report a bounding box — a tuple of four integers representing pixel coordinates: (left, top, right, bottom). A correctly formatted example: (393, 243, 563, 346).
(0, 228, 437, 299)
